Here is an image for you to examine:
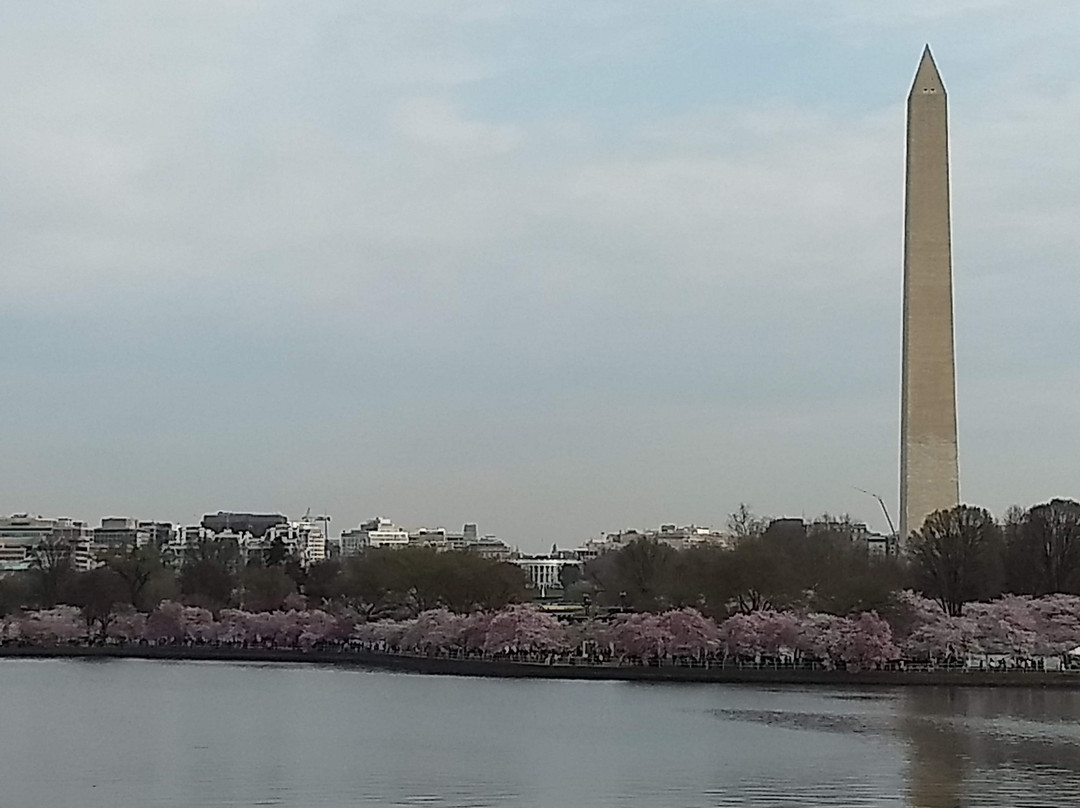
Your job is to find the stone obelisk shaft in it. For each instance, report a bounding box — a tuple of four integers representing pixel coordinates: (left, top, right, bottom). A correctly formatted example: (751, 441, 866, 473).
(900, 47, 959, 539)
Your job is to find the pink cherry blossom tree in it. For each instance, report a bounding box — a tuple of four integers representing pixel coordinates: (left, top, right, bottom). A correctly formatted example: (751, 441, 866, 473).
(793, 612, 841, 662)
(216, 609, 253, 646)
(1028, 594, 1080, 654)
(144, 601, 185, 645)
(246, 610, 281, 646)
(18, 606, 86, 645)
(482, 605, 567, 657)
(273, 610, 305, 648)
(658, 608, 719, 658)
(833, 612, 900, 669)
(106, 609, 147, 644)
(718, 613, 763, 659)
(604, 612, 672, 660)
(400, 609, 466, 654)
(756, 611, 801, 657)
(0, 615, 20, 644)
(182, 606, 218, 645)
(460, 611, 493, 654)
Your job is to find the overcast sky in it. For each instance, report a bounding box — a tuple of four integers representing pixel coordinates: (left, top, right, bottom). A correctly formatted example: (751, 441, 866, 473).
(2, 2, 1078, 550)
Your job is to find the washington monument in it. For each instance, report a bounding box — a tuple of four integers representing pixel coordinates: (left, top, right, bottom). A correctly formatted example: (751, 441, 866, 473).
(900, 46, 960, 539)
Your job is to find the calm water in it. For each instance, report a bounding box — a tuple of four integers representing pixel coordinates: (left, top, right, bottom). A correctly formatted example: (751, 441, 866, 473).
(1, 659, 1078, 807)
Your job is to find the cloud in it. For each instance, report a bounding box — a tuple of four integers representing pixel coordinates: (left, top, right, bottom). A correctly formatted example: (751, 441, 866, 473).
(824, 0, 1019, 25)
(1, 3, 1077, 544)
(388, 97, 522, 152)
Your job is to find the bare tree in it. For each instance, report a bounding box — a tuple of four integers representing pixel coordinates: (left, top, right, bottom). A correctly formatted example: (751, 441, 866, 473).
(1018, 499, 1080, 595)
(30, 537, 74, 607)
(612, 538, 676, 611)
(104, 545, 168, 611)
(62, 568, 127, 641)
(908, 505, 1002, 616)
(727, 503, 767, 539)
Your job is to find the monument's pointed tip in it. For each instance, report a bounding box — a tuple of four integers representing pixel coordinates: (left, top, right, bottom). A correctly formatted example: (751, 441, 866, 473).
(909, 44, 945, 97)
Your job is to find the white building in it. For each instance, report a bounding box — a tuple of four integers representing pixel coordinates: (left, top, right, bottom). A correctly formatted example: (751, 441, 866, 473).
(410, 524, 511, 558)
(511, 556, 583, 598)
(340, 518, 410, 555)
(165, 525, 210, 566)
(571, 524, 737, 560)
(338, 519, 513, 558)
(267, 517, 327, 566)
(166, 511, 328, 569)
(410, 526, 449, 549)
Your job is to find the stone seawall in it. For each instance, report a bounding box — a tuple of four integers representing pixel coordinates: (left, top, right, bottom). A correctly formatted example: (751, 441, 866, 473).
(3, 645, 1080, 688)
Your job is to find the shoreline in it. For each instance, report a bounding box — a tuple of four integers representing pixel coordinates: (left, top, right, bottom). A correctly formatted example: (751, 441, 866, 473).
(3, 645, 1079, 688)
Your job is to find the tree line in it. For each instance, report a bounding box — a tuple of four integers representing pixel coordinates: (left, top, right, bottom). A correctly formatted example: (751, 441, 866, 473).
(0, 498, 1077, 629)
(577, 516, 902, 618)
(0, 541, 528, 626)
(10, 593, 1080, 669)
(908, 499, 1080, 616)
(576, 499, 1080, 622)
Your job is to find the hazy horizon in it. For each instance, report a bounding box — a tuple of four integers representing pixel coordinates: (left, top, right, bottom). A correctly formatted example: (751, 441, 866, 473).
(3, 2, 1078, 552)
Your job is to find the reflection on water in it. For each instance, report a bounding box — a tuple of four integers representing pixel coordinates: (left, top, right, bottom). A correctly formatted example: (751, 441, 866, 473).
(902, 693, 968, 808)
(0, 659, 1077, 807)
(717, 687, 1080, 807)
(901, 688, 1080, 808)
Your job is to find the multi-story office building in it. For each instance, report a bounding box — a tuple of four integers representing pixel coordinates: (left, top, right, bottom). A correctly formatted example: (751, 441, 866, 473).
(93, 517, 139, 549)
(408, 524, 512, 557)
(570, 524, 736, 561)
(260, 518, 327, 567)
(201, 512, 287, 538)
(0, 514, 94, 573)
(338, 528, 363, 556)
(467, 537, 514, 561)
(340, 518, 410, 554)
(165, 524, 211, 567)
(339, 519, 512, 558)
(139, 521, 174, 549)
(806, 517, 896, 556)
(181, 512, 327, 568)
(92, 518, 174, 556)
(410, 526, 449, 549)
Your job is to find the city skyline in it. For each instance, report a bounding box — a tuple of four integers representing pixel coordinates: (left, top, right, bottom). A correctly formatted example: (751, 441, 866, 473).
(3, 5, 1079, 552)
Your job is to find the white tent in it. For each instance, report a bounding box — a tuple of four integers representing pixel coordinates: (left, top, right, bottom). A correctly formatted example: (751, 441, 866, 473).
(1067, 646, 1080, 657)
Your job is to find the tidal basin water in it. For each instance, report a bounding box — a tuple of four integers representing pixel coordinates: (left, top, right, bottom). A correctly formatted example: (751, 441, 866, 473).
(2, 659, 1079, 807)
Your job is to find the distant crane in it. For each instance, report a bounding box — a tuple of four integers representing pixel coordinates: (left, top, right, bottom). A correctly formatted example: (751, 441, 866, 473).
(852, 486, 897, 538)
(303, 507, 332, 546)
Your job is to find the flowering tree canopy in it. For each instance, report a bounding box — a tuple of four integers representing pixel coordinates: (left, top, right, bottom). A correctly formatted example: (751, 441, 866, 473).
(894, 590, 1080, 660)
(4, 593, 1078, 670)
